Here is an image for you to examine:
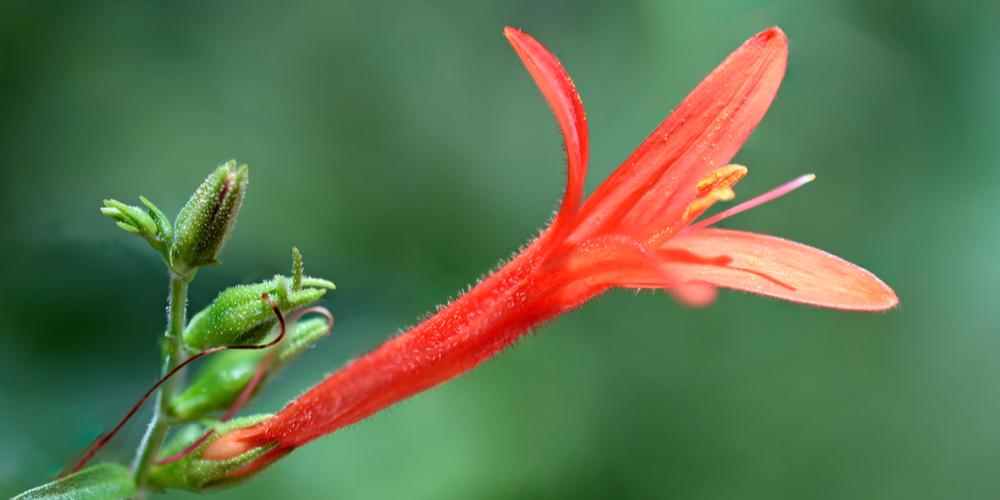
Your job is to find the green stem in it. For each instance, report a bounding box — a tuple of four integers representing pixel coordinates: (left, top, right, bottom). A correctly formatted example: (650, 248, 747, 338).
(162, 275, 192, 405)
(131, 273, 193, 498)
(130, 402, 169, 499)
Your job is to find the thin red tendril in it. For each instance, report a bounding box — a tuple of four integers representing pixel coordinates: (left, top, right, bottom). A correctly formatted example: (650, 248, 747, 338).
(154, 429, 217, 466)
(57, 431, 108, 478)
(68, 293, 285, 473)
(295, 306, 334, 331)
(155, 350, 277, 466)
(222, 306, 331, 424)
(154, 305, 332, 466)
(221, 350, 277, 424)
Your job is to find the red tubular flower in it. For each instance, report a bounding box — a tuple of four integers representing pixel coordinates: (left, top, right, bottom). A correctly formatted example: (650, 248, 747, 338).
(203, 26, 897, 472)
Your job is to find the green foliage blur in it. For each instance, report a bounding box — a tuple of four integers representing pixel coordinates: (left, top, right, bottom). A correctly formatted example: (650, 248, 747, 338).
(2, 0, 999, 498)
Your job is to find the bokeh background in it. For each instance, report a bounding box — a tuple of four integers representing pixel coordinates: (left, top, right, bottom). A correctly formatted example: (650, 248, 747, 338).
(2, 0, 999, 498)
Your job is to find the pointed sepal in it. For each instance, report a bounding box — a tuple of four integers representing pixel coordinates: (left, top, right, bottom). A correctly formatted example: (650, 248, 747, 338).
(140, 195, 173, 247)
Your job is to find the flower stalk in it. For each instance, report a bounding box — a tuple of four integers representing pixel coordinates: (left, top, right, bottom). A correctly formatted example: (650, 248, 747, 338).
(130, 273, 192, 497)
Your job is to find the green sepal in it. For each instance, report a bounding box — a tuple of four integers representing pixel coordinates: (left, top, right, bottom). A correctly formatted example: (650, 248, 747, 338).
(171, 160, 248, 273)
(301, 276, 336, 289)
(183, 249, 334, 350)
(101, 199, 155, 234)
(12, 463, 136, 500)
(140, 195, 173, 247)
(168, 316, 332, 421)
(146, 415, 276, 493)
(101, 197, 170, 254)
(292, 247, 303, 290)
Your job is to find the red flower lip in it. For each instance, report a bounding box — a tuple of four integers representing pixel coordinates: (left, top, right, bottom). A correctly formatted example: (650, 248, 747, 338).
(202, 26, 897, 473)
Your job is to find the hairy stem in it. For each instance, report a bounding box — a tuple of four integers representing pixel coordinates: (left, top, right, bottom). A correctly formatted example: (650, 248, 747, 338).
(163, 276, 192, 401)
(131, 274, 192, 498)
(130, 402, 169, 498)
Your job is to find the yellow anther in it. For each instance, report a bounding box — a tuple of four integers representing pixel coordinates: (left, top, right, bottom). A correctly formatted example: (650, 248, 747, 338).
(683, 164, 748, 221)
(696, 164, 747, 194)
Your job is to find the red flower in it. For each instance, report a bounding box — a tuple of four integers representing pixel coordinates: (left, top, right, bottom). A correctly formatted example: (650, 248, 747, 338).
(203, 27, 897, 472)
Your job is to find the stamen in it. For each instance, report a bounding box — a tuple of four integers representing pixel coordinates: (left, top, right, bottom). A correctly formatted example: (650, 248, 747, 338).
(682, 165, 747, 221)
(684, 174, 815, 233)
(696, 164, 747, 194)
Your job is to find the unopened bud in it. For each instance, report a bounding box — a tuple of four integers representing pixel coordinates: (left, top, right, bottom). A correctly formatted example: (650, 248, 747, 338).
(146, 415, 276, 493)
(183, 255, 334, 353)
(101, 196, 172, 254)
(172, 160, 248, 272)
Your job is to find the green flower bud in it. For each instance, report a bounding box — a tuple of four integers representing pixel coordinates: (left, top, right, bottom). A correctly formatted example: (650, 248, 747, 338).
(172, 160, 248, 273)
(12, 463, 136, 500)
(100, 196, 172, 254)
(168, 316, 331, 421)
(183, 248, 335, 350)
(146, 415, 277, 493)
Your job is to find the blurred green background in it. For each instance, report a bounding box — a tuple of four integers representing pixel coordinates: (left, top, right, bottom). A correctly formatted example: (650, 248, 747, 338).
(2, 0, 999, 498)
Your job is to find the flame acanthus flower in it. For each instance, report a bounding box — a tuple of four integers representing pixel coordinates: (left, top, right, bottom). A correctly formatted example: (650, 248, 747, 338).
(204, 26, 897, 473)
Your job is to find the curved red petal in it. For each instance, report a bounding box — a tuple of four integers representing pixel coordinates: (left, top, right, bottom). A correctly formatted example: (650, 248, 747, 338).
(658, 228, 898, 311)
(505, 27, 589, 237)
(571, 28, 788, 244)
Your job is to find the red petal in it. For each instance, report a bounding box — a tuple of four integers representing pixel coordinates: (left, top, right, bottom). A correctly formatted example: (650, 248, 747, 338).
(570, 28, 788, 245)
(505, 27, 589, 238)
(658, 228, 898, 311)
